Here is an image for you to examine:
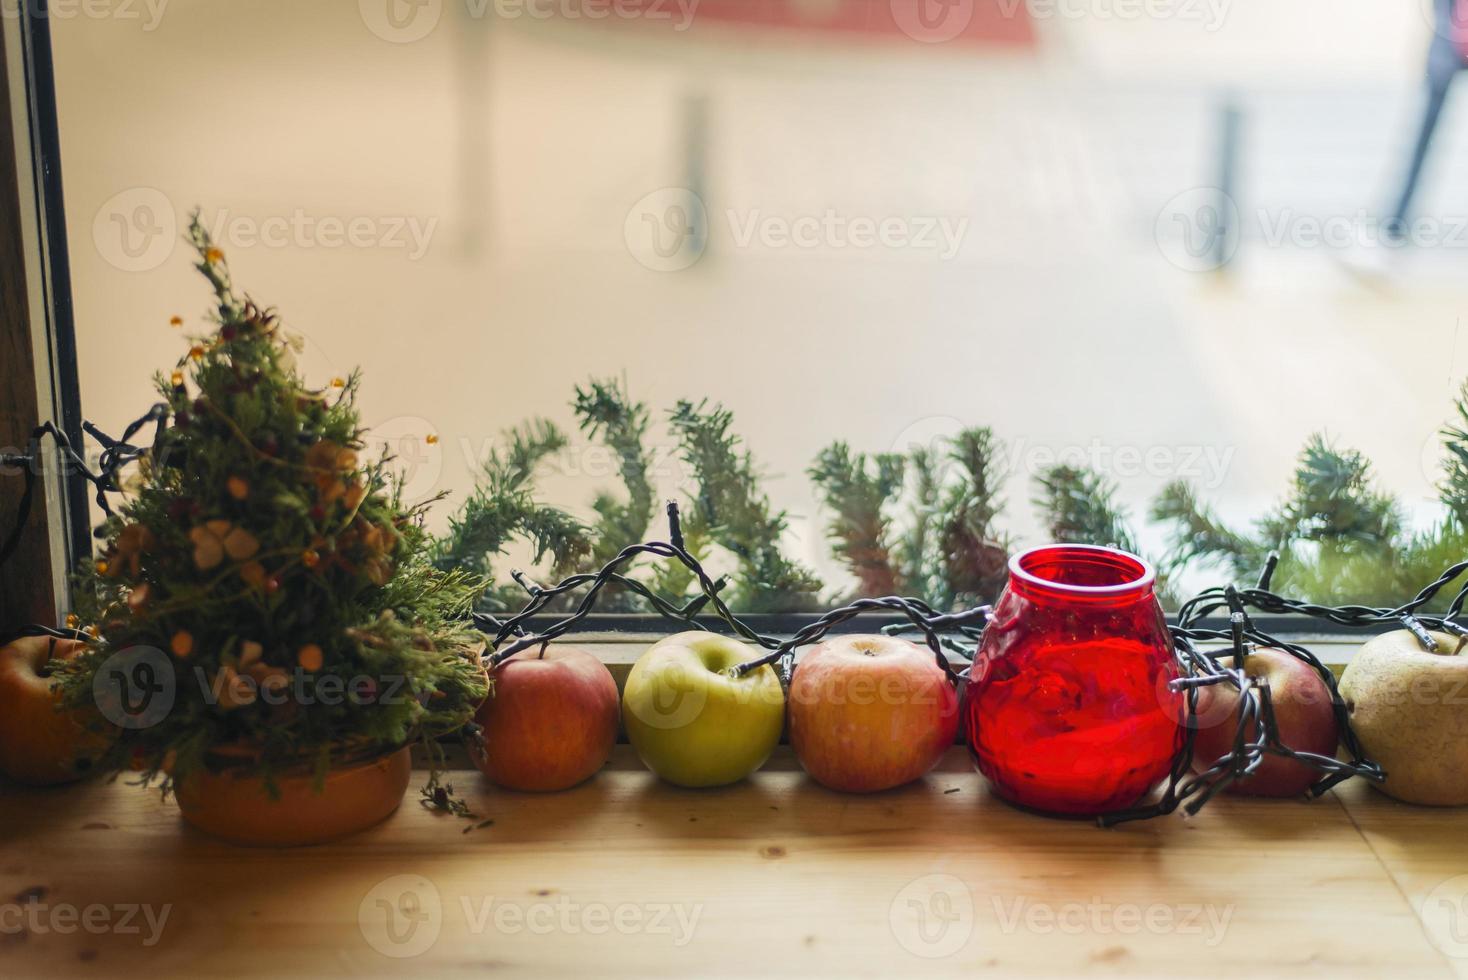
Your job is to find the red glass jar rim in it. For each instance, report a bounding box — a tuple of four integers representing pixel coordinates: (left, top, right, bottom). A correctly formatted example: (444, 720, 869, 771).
(1007, 544, 1156, 598)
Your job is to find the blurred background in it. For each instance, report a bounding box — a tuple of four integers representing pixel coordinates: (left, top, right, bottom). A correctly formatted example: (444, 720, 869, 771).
(51, 0, 1468, 609)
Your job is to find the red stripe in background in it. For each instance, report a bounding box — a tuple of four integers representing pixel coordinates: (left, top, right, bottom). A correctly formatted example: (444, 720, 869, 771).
(679, 0, 1035, 47)
(561, 0, 1035, 47)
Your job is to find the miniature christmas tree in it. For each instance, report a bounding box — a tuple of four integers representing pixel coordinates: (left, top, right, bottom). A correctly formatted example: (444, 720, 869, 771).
(58, 213, 489, 789)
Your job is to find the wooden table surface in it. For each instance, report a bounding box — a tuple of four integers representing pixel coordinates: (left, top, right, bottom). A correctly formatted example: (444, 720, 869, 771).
(2, 745, 1467, 979)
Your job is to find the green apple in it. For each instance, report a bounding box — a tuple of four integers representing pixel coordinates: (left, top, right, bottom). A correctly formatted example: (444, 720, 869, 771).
(623, 631, 785, 787)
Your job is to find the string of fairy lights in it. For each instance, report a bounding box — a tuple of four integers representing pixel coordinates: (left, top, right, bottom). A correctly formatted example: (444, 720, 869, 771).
(8, 403, 1468, 824)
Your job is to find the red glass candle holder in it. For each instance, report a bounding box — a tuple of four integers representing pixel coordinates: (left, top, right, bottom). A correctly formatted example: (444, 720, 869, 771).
(964, 544, 1183, 817)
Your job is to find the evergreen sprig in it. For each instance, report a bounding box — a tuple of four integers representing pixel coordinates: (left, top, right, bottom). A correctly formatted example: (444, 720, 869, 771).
(1034, 463, 1140, 554)
(430, 421, 593, 609)
(1442, 380, 1468, 525)
(574, 378, 655, 564)
(808, 442, 906, 598)
(936, 429, 1010, 609)
(669, 400, 823, 612)
(1152, 432, 1430, 606)
(811, 427, 1010, 610)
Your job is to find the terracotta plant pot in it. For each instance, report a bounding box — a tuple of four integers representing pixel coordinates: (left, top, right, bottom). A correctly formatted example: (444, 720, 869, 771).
(174, 745, 412, 846)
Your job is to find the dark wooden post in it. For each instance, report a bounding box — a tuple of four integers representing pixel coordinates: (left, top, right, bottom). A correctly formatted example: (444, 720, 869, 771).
(0, 6, 84, 636)
(0, 28, 56, 633)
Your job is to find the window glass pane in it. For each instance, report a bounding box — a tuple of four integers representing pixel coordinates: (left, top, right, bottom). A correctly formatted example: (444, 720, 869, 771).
(55, 1, 1468, 613)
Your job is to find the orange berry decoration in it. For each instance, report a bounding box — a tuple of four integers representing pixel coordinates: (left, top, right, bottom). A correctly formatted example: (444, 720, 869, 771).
(171, 631, 195, 659)
(227, 475, 250, 501)
(297, 644, 324, 673)
(302, 549, 320, 569)
(425, 433, 439, 445)
(169, 315, 183, 328)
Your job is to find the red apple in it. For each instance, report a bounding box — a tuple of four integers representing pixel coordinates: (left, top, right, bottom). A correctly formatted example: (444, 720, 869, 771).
(1191, 647, 1339, 797)
(468, 645, 619, 792)
(0, 636, 114, 785)
(788, 635, 959, 793)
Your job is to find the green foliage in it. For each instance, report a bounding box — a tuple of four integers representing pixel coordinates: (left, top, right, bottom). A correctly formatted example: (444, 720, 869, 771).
(810, 427, 1009, 610)
(936, 429, 1010, 609)
(1440, 380, 1468, 526)
(1256, 434, 1402, 550)
(435, 386, 821, 614)
(1152, 430, 1449, 607)
(1149, 480, 1262, 581)
(56, 212, 489, 789)
(1032, 463, 1187, 607)
(430, 421, 592, 609)
(808, 442, 906, 596)
(670, 400, 823, 612)
(1034, 463, 1140, 554)
(574, 377, 656, 565)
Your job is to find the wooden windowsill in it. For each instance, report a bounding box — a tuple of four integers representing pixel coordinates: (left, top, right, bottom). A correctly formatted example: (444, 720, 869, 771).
(1, 746, 1463, 977)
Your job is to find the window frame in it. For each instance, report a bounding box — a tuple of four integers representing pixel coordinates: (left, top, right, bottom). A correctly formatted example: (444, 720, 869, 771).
(1, 1, 88, 632)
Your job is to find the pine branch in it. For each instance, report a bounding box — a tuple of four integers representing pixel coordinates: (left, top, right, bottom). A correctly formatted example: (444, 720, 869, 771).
(1441, 380, 1468, 525)
(1259, 433, 1401, 550)
(808, 442, 905, 598)
(1034, 463, 1139, 553)
(1150, 479, 1258, 580)
(431, 421, 592, 595)
(895, 447, 944, 606)
(935, 428, 1009, 606)
(669, 400, 822, 612)
(573, 377, 656, 565)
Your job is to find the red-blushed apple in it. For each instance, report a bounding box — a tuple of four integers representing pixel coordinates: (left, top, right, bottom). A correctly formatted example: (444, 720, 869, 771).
(0, 636, 115, 785)
(788, 635, 959, 793)
(1190, 647, 1339, 797)
(468, 645, 619, 792)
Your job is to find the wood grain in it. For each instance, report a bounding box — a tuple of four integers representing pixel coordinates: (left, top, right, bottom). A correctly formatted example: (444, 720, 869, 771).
(0, 748, 1460, 978)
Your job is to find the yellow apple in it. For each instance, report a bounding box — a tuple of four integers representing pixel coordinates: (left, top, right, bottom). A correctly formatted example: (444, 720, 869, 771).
(1340, 629, 1468, 805)
(0, 636, 114, 785)
(622, 632, 785, 787)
